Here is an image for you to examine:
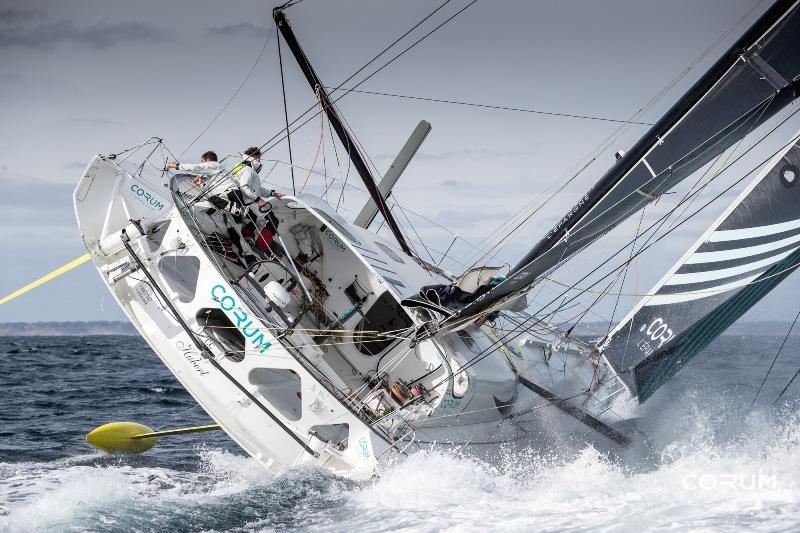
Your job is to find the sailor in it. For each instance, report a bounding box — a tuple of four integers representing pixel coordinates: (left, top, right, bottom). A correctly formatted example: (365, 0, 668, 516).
(168, 151, 226, 186)
(229, 147, 284, 207)
(228, 147, 285, 260)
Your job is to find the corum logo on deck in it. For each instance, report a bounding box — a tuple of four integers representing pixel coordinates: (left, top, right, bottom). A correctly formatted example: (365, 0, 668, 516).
(130, 184, 165, 211)
(211, 284, 273, 354)
(323, 228, 346, 253)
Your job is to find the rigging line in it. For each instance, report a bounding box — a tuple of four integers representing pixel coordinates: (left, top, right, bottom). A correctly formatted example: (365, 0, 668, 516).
(332, 95, 387, 180)
(299, 87, 326, 193)
(392, 195, 437, 264)
(325, 109, 344, 198)
(459, 0, 767, 269)
(190, 0, 456, 203)
(544, 103, 800, 302)
(320, 93, 420, 255)
(569, 92, 777, 252)
(539, 126, 800, 301)
(426, 302, 558, 390)
(277, 30, 297, 195)
(179, 28, 275, 159)
(500, 91, 780, 294)
(775, 358, 800, 404)
(321, 103, 329, 200)
(434, 118, 800, 380)
(270, 0, 455, 152)
(606, 207, 647, 337)
(564, 274, 621, 336)
(558, 298, 616, 336)
(386, 196, 511, 266)
(518, 94, 775, 273)
(215, 0, 481, 220)
(265, 158, 479, 253)
(753, 301, 800, 405)
(335, 87, 656, 126)
(504, 0, 765, 247)
(279, 0, 306, 9)
(609, 97, 775, 303)
(392, 205, 425, 262)
(625, 138, 738, 270)
(261, 0, 478, 157)
(540, 109, 766, 304)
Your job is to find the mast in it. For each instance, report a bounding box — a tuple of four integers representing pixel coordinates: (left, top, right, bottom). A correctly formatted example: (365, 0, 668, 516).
(273, 8, 414, 257)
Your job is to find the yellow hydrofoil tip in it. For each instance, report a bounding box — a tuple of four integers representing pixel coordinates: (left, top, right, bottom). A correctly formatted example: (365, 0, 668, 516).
(0, 253, 92, 305)
(86, 422, 158, 454)
(86, 422, 222, 454)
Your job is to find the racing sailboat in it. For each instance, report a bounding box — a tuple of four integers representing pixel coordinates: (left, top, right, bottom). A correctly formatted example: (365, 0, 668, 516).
(73, 0, 800, 478)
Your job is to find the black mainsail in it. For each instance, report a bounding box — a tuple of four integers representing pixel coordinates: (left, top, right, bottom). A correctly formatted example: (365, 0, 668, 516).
(438, 0, 800, 325)
(598, 132, 800, 401)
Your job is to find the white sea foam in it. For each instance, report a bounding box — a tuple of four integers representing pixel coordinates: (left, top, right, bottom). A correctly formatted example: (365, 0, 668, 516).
(346, 415, 800, 532)
(2, 407, 800, 532)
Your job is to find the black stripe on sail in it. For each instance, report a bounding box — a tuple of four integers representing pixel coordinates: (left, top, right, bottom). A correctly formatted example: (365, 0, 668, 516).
(635, 245, 800, 402)
(676, 241, 800, 273)
(656, 267, 768, 295)
(695, 225, 800, 253)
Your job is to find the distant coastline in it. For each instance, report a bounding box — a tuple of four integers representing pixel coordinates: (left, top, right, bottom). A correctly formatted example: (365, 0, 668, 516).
(0, 321, 137, 336)
(0, 320, 798, 337)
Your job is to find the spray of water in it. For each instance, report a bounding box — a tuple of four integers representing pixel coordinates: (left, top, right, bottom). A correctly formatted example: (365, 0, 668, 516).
(2, 389, 800, 532)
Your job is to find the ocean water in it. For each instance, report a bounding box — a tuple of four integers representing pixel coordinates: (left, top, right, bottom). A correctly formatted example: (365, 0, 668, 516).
(1, 334, 800, 532)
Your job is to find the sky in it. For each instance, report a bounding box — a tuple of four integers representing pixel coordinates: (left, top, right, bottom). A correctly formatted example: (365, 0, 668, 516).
(2, 0, 800, 327)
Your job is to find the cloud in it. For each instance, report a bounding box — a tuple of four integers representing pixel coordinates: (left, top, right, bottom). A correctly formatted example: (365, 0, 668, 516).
(433, 209, 507, 227)
(206, 22, 268, 38)
(0, 167, 75, 210)
(0, 19, 173, 50)
(65, 117, 117, 125)
(0, 167, 79, 249)
(0, 8, 44, 25)
(374, 147, 533, 161)
(437, 179, 472, 188)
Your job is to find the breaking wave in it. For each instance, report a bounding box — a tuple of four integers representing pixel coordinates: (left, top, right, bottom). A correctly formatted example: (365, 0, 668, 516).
(3, 335, 800, 531)
(3, 403, 800, 532)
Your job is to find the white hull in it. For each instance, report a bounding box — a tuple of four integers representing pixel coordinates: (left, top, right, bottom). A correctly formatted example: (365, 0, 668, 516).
(74, 150, 638, 479)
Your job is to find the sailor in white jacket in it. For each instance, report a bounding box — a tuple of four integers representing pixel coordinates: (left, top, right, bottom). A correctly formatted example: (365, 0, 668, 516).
(231, 147, 284, 207)
(168, 151, 231, 196)
(169, 150, 225, 176)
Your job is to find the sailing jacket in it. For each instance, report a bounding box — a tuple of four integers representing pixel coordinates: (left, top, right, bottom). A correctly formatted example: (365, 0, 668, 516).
(178, 161, 232, 196)
(232, 162, 271, 204)
(177, 161, 227, 176)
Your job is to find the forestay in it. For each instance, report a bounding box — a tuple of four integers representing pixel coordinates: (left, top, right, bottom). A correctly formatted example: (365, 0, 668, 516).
(598, 132, 800, 402)
(438, 0, 800, 326)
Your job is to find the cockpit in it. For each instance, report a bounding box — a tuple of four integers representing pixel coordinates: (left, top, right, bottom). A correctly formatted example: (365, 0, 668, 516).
(170, 174, 452, 425)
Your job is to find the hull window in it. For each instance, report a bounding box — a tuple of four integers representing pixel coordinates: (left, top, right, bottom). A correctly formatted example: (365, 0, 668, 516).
(309, 423, 349, 449)
(248, 368, 302, 421)
(196, 308, 245, 362)
(159, 255, 200, 302)
(355, 292, 413, 356)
